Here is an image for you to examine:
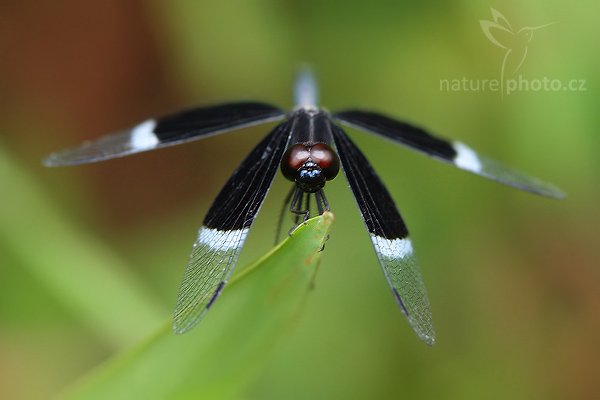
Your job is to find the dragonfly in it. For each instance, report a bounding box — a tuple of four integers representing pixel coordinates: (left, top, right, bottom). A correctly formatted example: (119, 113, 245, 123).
(44, 69, 564, 345)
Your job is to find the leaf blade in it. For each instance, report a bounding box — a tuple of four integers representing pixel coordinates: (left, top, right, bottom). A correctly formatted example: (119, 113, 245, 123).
(64, 212, 334, 400)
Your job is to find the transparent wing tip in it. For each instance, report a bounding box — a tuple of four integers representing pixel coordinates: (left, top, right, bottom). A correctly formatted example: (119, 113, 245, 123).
(172, 323, 187, 335)
(482, 165, 567, 200)
(536, 184, 566, 200)
(453, 144, 567, 200)
(172, 319, 194, 335)
(42, 129, 140, 167)
(42, 151, 76, 167)
(412, 323, 436, 346)
(42, 153, 60, 167)
(404, 310, 436, 346)
(42, 146, 108, 167)
(172, 306, 207, 335)
(423, 335, 436, 346)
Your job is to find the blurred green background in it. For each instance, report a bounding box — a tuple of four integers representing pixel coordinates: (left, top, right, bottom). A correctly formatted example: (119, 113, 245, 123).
(1, 1, 598, 399)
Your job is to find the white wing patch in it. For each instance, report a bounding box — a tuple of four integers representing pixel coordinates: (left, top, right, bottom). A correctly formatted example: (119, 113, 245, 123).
(371, 236, 414, 259)
(130, 119, 159, 150)
(196, 227, 249, 251)
(453, 141, 482, 173)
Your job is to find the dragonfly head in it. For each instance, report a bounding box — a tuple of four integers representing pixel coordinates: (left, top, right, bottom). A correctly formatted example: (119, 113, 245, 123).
(281, 143, 340, 193)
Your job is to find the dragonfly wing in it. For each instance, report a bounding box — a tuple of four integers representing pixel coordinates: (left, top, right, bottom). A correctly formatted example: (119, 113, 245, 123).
(44, 102, 285, 166)
(331, 125, 435, 345)
(173, 119, 292, 333)
(334, 110, 564, 199)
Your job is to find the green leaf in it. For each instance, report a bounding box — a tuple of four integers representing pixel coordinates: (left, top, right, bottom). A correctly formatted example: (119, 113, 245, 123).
(63, 212, 334, 400)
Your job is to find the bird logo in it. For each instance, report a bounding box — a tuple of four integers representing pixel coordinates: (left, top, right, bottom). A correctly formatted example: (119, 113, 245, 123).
(480, 8, 554, 94)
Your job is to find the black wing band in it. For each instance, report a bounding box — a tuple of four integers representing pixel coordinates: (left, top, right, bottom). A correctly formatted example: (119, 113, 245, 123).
(173, 119, 292, 333)
(44, 102, 285, 166)
(334, 110, 564, 199)
(331, 125, 435, 345)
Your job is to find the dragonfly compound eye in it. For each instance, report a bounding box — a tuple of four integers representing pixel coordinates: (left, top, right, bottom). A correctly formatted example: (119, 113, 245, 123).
(281, 143, 310, 181)
(309, 143, 340, 180)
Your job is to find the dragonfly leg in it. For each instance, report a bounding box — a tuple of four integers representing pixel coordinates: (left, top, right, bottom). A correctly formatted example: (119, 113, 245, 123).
(288, 187, 310, 236)
(275, 185, 296, 244)
(315, 189, 330, 215)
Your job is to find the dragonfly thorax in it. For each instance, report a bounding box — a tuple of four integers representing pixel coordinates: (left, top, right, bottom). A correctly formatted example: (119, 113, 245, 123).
(281, 143, 340, 192)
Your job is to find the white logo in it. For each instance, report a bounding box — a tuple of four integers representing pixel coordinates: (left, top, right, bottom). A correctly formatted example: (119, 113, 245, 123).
(439, 10, 586, 95)
(480, 8, 554, 94)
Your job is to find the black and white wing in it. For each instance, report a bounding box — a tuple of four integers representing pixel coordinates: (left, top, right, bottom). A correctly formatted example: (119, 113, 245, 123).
(334, 110, 564, 199)
(331, 125, 435, 345)
(173, 119, 292, 334)
(44, 102, 285, 166)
